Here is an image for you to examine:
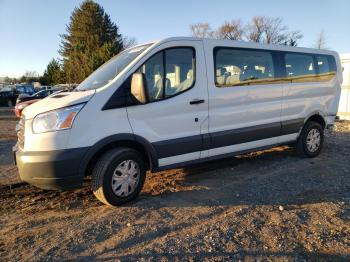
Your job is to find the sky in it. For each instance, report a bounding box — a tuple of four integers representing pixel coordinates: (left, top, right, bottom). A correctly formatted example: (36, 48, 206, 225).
(0, 0, 349, 77)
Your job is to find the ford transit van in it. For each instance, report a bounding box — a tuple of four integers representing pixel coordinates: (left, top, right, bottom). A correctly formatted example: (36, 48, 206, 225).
(14, 37, 342, 206)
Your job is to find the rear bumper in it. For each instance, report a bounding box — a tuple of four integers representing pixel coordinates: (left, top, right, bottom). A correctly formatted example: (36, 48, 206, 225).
(326, 123, 335, 133)
(13, 145, 89, 190)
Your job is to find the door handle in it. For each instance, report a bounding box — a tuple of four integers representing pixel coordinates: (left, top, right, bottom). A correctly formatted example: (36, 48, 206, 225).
(189, 99, 205, 105)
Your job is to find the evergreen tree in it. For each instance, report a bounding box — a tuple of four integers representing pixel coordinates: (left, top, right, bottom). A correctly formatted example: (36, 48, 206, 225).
(42, 58, 63, 85)
(59, 0, 123, 84)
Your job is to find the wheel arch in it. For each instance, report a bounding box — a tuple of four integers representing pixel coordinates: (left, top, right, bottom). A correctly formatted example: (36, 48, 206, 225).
(78, 134, 158, 177)
(304, 112, 326, 129)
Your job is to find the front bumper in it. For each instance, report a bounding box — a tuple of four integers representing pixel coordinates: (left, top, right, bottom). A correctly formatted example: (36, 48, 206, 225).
(13, 145, 89, 190)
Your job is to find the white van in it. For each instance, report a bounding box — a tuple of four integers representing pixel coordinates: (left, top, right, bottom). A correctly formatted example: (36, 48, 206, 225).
(14, 37, 342, 206)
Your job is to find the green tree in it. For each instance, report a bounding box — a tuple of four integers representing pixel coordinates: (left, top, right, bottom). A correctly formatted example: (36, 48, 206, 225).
(41, 58, 63, 85)
(59, 0, 123, 84)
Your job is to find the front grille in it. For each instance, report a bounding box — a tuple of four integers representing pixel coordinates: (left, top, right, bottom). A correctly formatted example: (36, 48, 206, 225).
(17, 116, 25, 149)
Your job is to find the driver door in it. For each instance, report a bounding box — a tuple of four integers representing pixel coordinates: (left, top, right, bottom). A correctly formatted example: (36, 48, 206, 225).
(127, 40, 209, 167)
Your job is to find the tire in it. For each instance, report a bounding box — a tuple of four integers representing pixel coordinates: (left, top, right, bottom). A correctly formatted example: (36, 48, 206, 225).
(296, 121, 324, 158)
(91, 148, 146, 206)
(7, 100, 13, 107)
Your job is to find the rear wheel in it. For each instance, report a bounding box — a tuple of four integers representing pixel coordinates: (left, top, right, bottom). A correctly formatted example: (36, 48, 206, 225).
(91, 148, 146, 206)
(7, 100, 13, 107)
(296, 121, 324, 158)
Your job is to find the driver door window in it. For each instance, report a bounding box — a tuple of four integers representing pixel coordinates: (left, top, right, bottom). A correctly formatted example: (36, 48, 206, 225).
(137, 52, 164, 101)
(137, 47, 195, 102)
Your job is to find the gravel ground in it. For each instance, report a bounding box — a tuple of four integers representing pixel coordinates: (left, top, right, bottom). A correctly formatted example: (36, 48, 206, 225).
(0, 118, 350, 261)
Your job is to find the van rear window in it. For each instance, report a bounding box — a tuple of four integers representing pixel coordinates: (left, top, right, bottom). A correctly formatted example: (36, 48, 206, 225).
(316, 55, 337, 81)
(285, 53, 317, 82)
(284, 53, 337, 83)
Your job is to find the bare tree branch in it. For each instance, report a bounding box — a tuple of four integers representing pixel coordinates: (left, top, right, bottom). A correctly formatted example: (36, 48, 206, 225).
(264, 17, 288, 44)
(189, 23, 214, 38)
(313, 29, 329, 49)
(216, 20, 243, 40)
(189, 17, 303, 46)
(122, 36, 137, 49)
(245, 16, 303, 46)
(284, 30, 303, 46)
(246, 16, 266, 42)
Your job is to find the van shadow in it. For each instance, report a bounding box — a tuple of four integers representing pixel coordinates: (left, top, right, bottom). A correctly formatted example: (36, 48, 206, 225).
(84, 250, 350, 261)
(135, 131, 350, 208)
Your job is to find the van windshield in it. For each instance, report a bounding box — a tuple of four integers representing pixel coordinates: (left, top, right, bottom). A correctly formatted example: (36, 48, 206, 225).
(76, 44, 152, 91)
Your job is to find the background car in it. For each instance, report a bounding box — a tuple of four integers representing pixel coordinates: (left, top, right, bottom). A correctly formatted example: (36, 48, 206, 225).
(0, 86, 15, 107)
(16, 89, 58, 104)
(0, 84, 36, 107)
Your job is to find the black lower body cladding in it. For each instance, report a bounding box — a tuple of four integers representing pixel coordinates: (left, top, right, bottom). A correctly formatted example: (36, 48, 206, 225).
(152, 119, 305, 158)
(14, 146, 89, 190)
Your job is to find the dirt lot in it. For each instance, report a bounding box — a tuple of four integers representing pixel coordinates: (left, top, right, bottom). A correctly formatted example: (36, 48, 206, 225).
(0, 115, 350, 261)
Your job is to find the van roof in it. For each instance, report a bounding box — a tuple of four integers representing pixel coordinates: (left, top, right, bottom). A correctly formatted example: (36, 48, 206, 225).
(152, 36, 338, 56)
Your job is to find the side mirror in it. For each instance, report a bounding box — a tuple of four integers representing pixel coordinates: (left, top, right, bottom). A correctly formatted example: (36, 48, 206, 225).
(131, 72, 147, 104)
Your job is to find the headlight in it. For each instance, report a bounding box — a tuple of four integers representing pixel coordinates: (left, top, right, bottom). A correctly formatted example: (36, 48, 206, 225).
(32, 104, 85, 134)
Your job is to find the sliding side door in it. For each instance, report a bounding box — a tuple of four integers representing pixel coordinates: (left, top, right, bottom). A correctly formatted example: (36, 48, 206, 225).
(204, 43, 283, 157)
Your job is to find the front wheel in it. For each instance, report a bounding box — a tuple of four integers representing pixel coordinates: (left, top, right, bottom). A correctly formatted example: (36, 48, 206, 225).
(91, 148, 146, 206)
(296, 121, 324, 158)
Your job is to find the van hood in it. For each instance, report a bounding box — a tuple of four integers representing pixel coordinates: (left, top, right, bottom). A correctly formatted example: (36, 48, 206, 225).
(22, 90, 96, 119)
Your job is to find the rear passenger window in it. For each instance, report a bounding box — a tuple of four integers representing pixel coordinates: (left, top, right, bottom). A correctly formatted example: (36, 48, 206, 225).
(137, 47, 195, 101)
(317, 56, 330, 74)
(285, 53, 316, 82)
(317, 55, 336, 81)
(214, 48, 275, 87)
